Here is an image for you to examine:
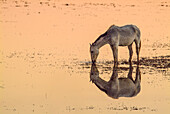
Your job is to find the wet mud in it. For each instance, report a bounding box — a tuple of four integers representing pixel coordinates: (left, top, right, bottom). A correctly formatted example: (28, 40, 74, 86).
(79, 55, 170, 72)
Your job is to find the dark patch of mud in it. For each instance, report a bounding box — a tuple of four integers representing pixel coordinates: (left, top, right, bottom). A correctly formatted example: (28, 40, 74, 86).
(77, 55, 170, 74)
(80, 55, 170, 69)
(139, 55, 170, 68)
(119, 56, 170, 69)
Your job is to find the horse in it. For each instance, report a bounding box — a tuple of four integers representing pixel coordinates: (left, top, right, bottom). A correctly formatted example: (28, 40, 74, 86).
(90, 24, 141, 66)
(90, 64, 141, 99)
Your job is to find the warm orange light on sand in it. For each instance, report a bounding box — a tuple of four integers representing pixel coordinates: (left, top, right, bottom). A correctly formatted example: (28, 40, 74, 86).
(0, 0, 170, 114)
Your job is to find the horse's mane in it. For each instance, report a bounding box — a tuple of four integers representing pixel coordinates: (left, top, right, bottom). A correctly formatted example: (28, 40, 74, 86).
(93, 32, 107, 45)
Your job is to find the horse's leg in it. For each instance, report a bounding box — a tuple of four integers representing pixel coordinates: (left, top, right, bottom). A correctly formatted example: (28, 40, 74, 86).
(134, 65, 141, 89)
(127, 64, 133, 81)
(110, 45, 118, 67)
(128, 43, 133, 65)
(135, 40, 141, 65)
(109, 67, 119, 99)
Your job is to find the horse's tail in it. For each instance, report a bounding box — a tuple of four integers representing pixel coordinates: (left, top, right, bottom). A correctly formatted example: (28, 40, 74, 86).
(133, 25, 141, 45)
(133, 25, 141, 40)
(136, 27, 141, 51)
(139, 40, 141, 51)
(133, 25, 141, 54)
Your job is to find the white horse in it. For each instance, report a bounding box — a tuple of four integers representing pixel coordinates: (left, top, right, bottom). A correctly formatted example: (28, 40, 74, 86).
(90, 24, 141, 66)
(90, 64, 141, 99)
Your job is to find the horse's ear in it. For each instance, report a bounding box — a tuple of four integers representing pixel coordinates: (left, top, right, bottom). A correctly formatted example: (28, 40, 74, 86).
(89, 43, 92, 47)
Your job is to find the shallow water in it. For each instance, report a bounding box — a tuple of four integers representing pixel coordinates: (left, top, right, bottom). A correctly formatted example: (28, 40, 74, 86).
(0, 0, 170, 114)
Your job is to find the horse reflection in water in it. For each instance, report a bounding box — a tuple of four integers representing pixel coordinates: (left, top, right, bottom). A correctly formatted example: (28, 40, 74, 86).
(90, 64, 141, 99)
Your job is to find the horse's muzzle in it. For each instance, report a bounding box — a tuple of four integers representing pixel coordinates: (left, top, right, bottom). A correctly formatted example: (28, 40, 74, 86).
(92, 60, 96, 63)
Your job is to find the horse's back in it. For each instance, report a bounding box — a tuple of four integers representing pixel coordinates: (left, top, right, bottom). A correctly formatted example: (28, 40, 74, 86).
(108, 25, 140, 46)
(118, 78, 137, 97)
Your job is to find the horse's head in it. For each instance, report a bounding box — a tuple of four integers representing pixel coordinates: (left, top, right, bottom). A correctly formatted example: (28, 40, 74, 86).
(90, 43, 99, 63)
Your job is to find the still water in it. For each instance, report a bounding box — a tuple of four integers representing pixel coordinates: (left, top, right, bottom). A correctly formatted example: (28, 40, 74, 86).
(0, 0, 170, 114)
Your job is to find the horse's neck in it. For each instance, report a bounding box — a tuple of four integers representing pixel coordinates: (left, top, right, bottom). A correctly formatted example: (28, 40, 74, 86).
(94, 39, 108, 49)
(93, 77, 108, 92)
